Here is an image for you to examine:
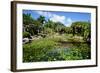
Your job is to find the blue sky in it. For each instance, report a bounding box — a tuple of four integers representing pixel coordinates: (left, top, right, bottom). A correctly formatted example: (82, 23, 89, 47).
(23, 10, 91, 27)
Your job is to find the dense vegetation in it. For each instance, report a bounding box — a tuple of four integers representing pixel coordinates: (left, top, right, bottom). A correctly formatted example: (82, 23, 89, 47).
(23, 13, 91, 62)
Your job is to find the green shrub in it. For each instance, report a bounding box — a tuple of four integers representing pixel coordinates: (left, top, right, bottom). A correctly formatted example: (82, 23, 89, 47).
(23, 38, 58, 62)
(23, 32, 31, 38)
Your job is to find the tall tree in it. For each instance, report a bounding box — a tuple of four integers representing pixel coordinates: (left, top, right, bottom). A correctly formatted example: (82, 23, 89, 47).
(37, 15, 45, 26)
(71, 21, 91, 42)
(23, 13, 34, 25)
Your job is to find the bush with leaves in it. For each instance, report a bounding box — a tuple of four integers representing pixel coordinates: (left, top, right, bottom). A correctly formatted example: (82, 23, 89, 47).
(23, 32, 31, 38)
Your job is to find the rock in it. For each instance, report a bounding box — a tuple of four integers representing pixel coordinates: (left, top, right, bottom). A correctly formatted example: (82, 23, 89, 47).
(23, 38, 29, 44)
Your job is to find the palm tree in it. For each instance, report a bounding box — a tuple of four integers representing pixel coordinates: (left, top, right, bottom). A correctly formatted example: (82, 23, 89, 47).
(37, 15, 45, 26)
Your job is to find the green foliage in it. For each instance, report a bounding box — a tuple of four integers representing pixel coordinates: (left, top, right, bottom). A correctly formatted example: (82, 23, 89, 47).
(65, 27, 72, 34)
(30, 38, 57, 49)
(23, 37, 90, 62)
(43, 27, 55, 36)
(44, 20, 65, 34)
(71, 21, 91, 42)
(23, 13, 91, 62)
(23, 13, 34, 25)
(23, 38, 58, 62)
(23, 13, 91, 42)
(37, 15, 45, 25)
(23, 32, 31, 38)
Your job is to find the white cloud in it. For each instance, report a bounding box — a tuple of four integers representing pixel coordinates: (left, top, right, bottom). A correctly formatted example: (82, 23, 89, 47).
(50, 14, 66, 24)
(67, 18, 72, 22)
(65, 18, 72, 27)
(35, 11, 72, 27)
(50, 15, 72, 27)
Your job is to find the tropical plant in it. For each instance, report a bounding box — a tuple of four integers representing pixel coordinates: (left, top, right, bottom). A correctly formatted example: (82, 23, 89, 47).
(23, 13, 34, 25)
(71, 21, 91, 42)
